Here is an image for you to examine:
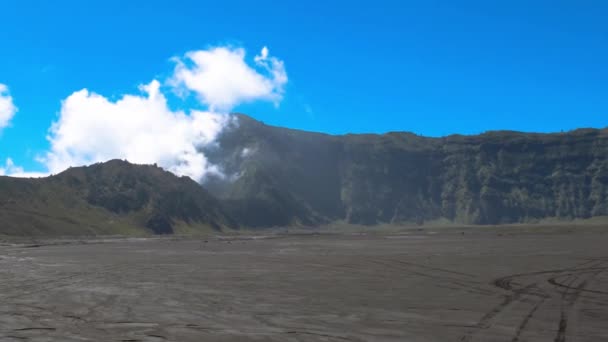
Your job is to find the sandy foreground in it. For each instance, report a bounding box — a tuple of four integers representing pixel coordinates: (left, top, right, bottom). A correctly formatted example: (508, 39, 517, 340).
(1, 227, 607, 341)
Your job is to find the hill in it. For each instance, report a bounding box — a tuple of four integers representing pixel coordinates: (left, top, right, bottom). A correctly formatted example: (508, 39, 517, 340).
(0, 160, 235, 236)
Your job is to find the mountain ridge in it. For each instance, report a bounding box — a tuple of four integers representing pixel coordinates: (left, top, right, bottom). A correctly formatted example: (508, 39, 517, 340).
(1, 114, 608, 236)
(233, 113, 607, 139)
(0, 160, 236, 236)
(206, 114, 608, 226)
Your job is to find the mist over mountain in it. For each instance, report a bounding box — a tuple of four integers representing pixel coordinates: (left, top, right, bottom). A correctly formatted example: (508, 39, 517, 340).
(1, 114, 607, 236)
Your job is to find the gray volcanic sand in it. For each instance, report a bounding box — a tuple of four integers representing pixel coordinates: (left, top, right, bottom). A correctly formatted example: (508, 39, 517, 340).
(1, 227, 608, 341)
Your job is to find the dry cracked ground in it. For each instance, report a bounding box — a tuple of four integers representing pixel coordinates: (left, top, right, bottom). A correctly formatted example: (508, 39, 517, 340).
(1, 226, 608, 341)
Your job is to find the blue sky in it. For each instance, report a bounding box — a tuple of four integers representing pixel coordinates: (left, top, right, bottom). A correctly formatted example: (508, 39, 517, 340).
(0, 0, 607, 175)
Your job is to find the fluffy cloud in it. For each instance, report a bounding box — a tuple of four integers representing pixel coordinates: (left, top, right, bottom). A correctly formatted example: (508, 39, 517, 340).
(0, 158, 46, 178)
(0, 84, 17, 131)
(12, 44, 287, 181)
(0, 158, 21, 176)
(171, 46, 287, 111)
(42, 80, 234, 182)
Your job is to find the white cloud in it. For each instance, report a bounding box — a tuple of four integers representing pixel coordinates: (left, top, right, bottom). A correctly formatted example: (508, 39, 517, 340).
(241, 147, 254, 158)
(255, 46, 269, 62)
(41, 80, 234, 182)
(10, 44, 287, 181)
(171, 46, 287, 111)
(0, 158, 21, 176)
(0, 158, 46, 178)
(254, 46, 288, 94)
(0, 84, 17, 131)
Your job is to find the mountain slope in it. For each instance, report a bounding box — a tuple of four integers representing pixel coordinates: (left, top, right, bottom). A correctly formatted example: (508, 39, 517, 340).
(0, 160, 235, 236)
(204, 115, 344, 227)
(206, 115, 608, 226)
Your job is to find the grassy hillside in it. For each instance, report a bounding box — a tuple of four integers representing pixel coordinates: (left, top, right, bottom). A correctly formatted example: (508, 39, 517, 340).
(0, 160, 235, 236)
